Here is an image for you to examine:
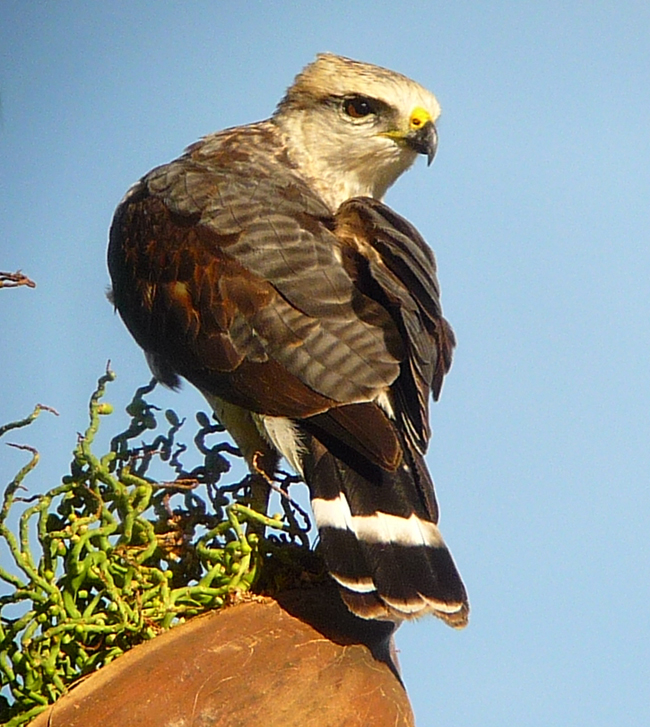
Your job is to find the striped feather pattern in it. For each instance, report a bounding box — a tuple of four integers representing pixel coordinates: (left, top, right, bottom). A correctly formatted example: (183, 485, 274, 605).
(303, 428, 467, 625)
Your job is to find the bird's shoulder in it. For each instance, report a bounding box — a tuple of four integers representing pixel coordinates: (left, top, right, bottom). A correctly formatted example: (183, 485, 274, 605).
(134, 119, 332, 224)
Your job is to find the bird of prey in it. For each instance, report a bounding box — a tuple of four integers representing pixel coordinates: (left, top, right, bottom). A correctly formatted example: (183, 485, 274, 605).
(108, 53, 469, 627)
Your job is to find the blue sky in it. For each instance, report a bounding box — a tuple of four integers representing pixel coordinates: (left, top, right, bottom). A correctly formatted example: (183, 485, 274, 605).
(1, 2, 649, 725)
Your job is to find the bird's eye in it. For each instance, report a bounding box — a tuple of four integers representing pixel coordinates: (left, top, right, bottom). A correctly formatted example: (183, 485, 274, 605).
(343, 96, 375, 119)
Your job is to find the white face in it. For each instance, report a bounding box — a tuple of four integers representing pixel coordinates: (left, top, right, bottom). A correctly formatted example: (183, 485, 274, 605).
(275, 55, 441, 210)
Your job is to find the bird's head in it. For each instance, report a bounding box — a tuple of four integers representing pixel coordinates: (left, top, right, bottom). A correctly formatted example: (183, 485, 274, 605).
(273, 53, 441, 211)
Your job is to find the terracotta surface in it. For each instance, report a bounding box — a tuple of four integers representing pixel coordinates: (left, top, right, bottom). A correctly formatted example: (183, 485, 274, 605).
(30, 589, 415, 727)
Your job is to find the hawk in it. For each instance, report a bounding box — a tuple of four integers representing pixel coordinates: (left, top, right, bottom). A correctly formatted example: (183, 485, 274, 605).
(108, 54, 469, 627)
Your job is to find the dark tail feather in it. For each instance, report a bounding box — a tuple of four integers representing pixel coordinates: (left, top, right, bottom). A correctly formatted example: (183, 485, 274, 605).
(302, 435, 469, 627)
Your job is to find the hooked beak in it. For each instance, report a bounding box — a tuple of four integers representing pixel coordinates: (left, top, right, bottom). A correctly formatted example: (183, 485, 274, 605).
(405, 119, 438, 166)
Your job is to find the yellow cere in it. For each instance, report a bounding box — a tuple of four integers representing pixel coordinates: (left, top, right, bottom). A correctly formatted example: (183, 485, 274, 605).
(409, 107, 432, 130)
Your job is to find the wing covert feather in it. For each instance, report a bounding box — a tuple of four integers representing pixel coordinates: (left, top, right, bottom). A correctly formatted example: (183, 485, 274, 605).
(108, 126, 405, 414)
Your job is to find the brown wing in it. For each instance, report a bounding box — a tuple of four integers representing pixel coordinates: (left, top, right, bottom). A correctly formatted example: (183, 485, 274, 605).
(333, 197, 455, 454)
(109, 122, 454, 474)
(108, 123, 404, 424)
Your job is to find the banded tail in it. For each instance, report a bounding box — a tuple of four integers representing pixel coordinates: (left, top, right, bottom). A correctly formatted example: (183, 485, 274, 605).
(301, 428, 469, 626)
